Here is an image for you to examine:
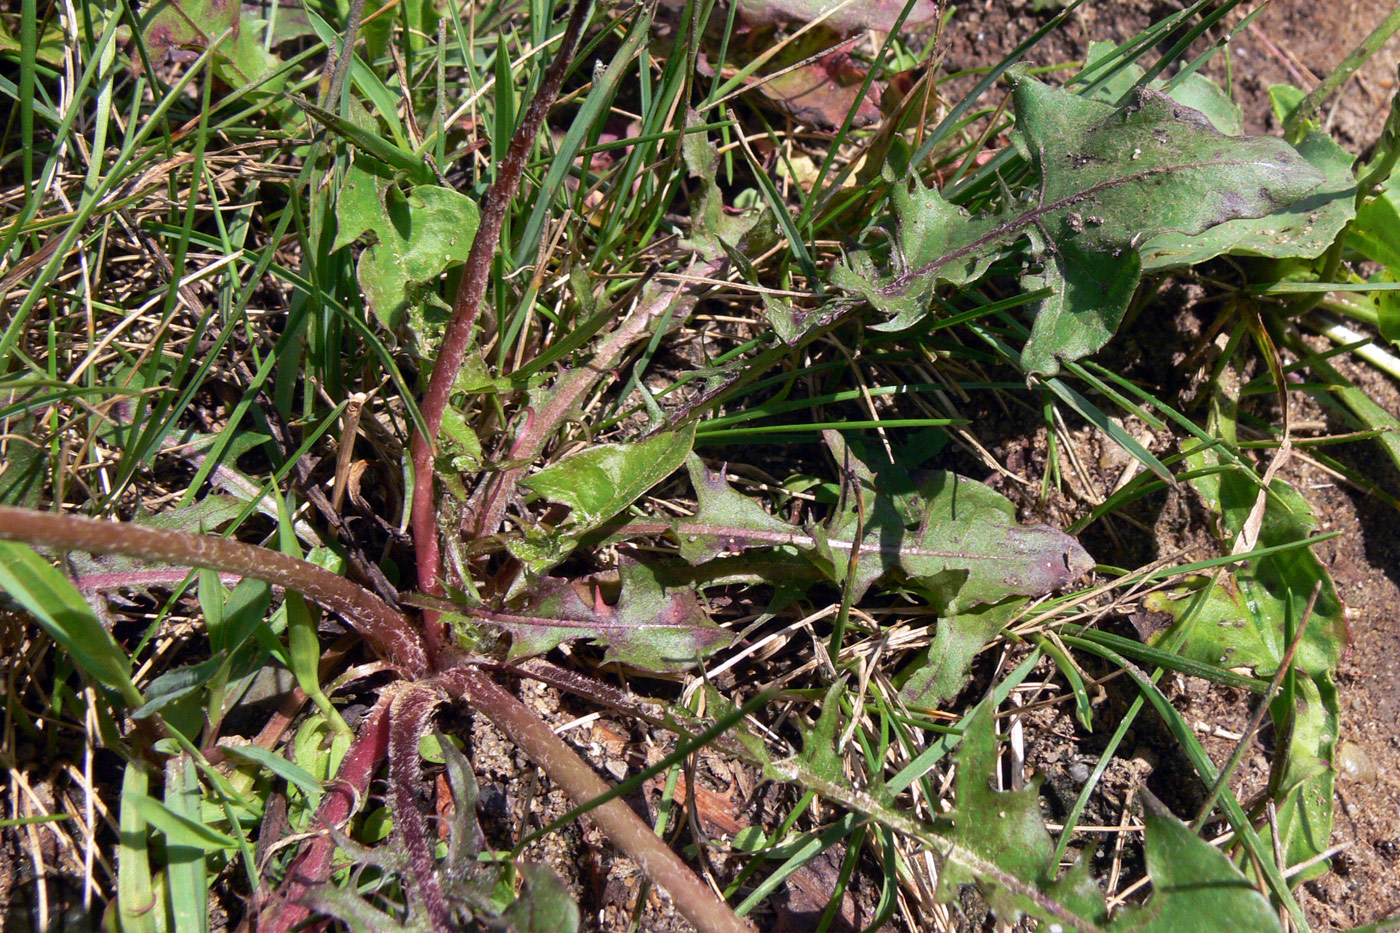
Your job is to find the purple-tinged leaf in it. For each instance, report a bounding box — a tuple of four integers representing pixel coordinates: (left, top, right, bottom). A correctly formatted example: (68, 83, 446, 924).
(673, 440, 1092, 612)
(835, 76, 1324, 374)
(736, 0, 937, 35)
(450, 557, 732, 673)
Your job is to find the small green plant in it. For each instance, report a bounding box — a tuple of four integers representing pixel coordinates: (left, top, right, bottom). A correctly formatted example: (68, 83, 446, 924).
(2, 0, 1397, 929)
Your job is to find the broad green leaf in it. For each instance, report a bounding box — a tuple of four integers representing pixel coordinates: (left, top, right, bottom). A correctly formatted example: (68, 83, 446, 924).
(897, 598, 1024, 708)
(334, 158, 480, 329)
(1145, 468, 1342, 878)
(0, 541, 142, 707)
(1109, 794, 1283, 932)
(674, 443, 1092, 613)
(138, 0, 280, 91)
(1140, 129, 1356, 270)
(1081, 40, 1244, 136)
(1012, 76, 1321, 373)
(1143, 479, 1344, 681)
(448, 557, 731, 672)
(522, 422, 697, 532)
(835, 76, 1323, 375)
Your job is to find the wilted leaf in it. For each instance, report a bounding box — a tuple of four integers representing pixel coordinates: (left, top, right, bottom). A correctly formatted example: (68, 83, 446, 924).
(834, 76, 1323, 374)
(1108, 794, 1283, 932)
(334, 157, 480, 329)
(755, 46, 884, 129)
(448, 556, 732, 672)
(736, 0, 937, 34)
(522, 423, 697, 533)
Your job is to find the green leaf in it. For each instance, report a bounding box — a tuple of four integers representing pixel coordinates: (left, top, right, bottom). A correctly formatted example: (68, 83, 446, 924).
(334, 158, 480, 328)
(132, 654, 225, 719)
(835, 76, 1323, 375)
(219, 745, 325, 805)
(680, 111, 769, 261)
(897, 598, 1024, 708)
(117, 764, 160, 933)
(448, 556, 732, 672)
(817, 432, 1095, 608)
(1080, 40, 1243, 136)
(1109, 794, 1283, 932)
(830, 175, 999, 332)
(1144, 479, 1344, 681)
(206, 577, 272, 659)
(1012, 76, 1321, 373)
(522, 422, 697, 533)
(935, 698, 1061, 922)
(0, 541, 142, 707)
(674, 442, 1093, 613)
(138, 0, 280, 91)
(1144, 470, 1342, 878)
(1140, 129, 1356, 270)
(0, 392, 48, 508)
(128, 790, 237, 853)
(499, 863, 581, 933)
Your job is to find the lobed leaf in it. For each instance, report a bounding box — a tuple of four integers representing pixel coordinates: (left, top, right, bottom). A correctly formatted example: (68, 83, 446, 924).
(334, 156, 480, 329)
(447, 557, 732, 672)
(835, 76, 1324, 374)
(676, 441, 1092, 614)
(934, 699, 1065, 922)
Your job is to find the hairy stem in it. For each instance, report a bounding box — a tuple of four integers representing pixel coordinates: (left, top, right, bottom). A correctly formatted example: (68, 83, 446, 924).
(259, 696, 391, 933)
(0, 505, 426, 673)
(387, 684, 453, 931)
(445, 665, 754, 933)
(410, 0, 594, 647)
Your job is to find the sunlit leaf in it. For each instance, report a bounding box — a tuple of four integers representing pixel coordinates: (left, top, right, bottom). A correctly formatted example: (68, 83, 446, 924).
(834, 75, 1323, 374)
(0, 541, 142, 707)
(334, 157, 480, 329)
(522, 422, 697, 533)
(1109, 794, 1283, 932)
